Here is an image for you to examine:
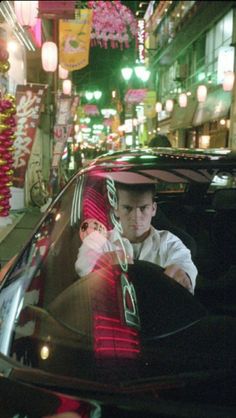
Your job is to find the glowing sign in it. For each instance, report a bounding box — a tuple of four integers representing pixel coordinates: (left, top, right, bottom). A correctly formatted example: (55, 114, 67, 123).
(106, 176, 140, 329)
(137, 19, 145, 64)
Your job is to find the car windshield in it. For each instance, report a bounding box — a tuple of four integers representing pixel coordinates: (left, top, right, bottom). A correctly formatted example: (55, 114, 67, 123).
(0, 151, 236, 389)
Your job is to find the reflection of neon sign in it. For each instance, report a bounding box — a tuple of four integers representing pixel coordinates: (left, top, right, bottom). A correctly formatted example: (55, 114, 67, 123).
(121, 273, 140, 328)
(106, 177, 140, 329)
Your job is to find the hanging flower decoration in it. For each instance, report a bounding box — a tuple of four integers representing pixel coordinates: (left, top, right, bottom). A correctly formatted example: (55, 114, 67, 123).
(0, 94, 16, 220)
(87, 0, 137, 49)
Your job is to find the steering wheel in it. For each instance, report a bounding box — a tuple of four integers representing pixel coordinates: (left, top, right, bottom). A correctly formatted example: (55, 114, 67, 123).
(127, 260, 207, 340)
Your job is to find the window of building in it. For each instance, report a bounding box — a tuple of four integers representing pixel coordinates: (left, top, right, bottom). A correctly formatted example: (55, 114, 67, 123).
(205, 10, 233, 80)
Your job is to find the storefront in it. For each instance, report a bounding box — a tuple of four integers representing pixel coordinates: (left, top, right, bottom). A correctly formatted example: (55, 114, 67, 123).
(169, 96, 198, 147)
(189, 88, 232, 149)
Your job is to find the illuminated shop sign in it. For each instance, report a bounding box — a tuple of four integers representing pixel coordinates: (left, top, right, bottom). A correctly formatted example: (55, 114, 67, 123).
(137, 19, 145, 64)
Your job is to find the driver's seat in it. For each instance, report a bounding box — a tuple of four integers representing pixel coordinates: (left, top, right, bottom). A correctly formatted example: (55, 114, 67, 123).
(152, 207, 197, 259)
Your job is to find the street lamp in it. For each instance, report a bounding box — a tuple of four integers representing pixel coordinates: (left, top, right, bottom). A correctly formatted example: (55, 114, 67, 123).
(121, 64, 150, 148)
(121, 66, 150, 83)
(85, 90, 102, 101)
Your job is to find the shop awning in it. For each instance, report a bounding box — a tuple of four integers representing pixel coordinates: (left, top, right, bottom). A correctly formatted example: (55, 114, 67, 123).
(170, 97, 197, 130)
(192, 88, 231, 126)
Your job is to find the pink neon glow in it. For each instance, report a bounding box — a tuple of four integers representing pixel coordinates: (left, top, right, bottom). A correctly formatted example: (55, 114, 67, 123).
(29, 18, 42, 48)
(95, 336, 139, 344)
(95, 315, 120, 323)
(83, 186, 110, 226)
(95, 325, 138, 336)
(94, 275, 116, 286)
(94, 257, 120, 278)
(95, 347, 140, 353)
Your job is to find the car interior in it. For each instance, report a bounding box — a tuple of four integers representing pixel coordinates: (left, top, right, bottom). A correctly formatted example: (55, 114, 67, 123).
(149, 178, 236, 316)
(1, 161, 236, 418)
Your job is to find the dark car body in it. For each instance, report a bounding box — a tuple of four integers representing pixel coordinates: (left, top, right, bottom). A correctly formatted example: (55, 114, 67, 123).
(0, 147, 236, 418)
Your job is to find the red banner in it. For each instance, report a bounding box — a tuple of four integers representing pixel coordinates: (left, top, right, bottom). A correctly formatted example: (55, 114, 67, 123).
(52, 124, 73, 168)
(13, 84, 47, 187)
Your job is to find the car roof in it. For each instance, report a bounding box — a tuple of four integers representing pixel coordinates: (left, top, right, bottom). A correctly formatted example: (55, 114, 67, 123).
(85, 147, 236, 171)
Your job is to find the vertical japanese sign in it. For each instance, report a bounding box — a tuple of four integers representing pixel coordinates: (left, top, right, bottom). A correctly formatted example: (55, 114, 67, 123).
(137, 19, 145, 64)
(52, 94, 79, 167)
(13, 84, 47, 187)
(59, 9, 93, 71)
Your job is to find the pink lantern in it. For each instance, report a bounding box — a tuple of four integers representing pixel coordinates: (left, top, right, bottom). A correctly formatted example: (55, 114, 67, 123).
(59, 65, 69, 80)
(223, 71, 235, 91)
(14, 1, 38, 27)
(41, 41, 58, 72)
(165, 99, 174, 113)
(197, 85, 207, 103)
(62, 79, 72, 95)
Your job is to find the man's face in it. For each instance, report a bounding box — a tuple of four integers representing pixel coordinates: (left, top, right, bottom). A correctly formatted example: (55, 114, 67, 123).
(115, 189, 157, 243)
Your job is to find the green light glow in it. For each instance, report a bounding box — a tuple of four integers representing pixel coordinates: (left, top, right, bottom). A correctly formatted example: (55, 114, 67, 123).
(121, 67, 133, 81)
(85, 91, 93, 100)
(198, 72, 205, 82)
(94, 90, 102, 100)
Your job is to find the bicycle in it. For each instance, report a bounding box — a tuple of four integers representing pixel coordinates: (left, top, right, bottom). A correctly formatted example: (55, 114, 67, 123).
(30, 165, 50, 208)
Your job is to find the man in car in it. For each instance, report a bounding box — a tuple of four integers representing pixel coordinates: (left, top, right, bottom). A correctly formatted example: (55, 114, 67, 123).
(75, 183, 197, 293)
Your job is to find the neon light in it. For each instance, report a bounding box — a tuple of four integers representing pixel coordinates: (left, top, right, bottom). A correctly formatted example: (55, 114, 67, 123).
(95, 315, 120, 322)
(92, 268, 116, 285)
(137, 19, 145, 64)
(29, 18, 42, 48)
(105, 176, 140, 328)
(95, 337, 139, 344)
(95, 347, 140, 353)
(121, 273, 140, 328)
(88, 176, 141, 359)
(95, 325, 138, 336)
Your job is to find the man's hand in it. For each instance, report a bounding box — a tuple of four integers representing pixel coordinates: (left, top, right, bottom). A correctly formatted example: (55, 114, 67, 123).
(164, 264, 192, 292)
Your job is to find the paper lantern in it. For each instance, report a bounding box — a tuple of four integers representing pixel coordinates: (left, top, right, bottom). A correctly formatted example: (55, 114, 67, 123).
(14, 1, 38, 27)
(197, 85, 207, 103)
(223, 71, 235, 92)
(41, 42, 58, 72)
(155, 102, 162, 113)
(58, 65, 68, 80)
(165, 99, 174, 112)
(63, 79, 72, 95)
(178, 93, 187, 108)
(199, 135, 210, 149)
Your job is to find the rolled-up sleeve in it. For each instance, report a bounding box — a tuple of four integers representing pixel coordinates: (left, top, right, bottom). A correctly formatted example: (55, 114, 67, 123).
(163, 231, 198, 293)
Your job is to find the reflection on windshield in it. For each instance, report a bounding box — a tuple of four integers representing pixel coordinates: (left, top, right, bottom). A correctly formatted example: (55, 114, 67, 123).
(0, 164, 235, 387)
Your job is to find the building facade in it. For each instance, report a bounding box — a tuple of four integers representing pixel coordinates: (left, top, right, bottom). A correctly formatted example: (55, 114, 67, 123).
(145, 0, 236, 149)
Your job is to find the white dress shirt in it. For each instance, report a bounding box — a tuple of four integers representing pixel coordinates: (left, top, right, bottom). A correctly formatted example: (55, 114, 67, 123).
(75, 226, 197, 293)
